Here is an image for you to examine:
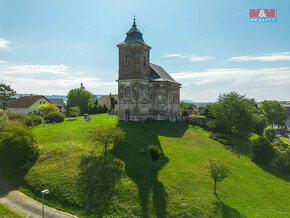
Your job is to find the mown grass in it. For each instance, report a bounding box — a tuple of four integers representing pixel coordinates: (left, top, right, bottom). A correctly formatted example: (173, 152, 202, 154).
(0, 203, 23, 218)
(13, 114, 290, 217)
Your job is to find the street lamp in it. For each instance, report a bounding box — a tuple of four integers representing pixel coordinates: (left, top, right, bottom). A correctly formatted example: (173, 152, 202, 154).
(41, 189, 49, 218)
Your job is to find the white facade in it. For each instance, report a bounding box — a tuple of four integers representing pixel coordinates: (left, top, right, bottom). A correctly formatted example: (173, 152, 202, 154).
(7, 108, 28, 115)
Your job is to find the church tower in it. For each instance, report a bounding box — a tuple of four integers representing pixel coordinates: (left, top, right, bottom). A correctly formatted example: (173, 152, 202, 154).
(117, 18, 151, 120)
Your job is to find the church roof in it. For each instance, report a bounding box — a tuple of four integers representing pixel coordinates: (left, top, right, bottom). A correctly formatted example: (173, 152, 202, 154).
(121, 18, 146, 44)
(149, 63, 180, 84)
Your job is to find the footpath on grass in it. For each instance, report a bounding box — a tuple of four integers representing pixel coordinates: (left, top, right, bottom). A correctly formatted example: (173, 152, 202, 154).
(0, 174, 77, 218)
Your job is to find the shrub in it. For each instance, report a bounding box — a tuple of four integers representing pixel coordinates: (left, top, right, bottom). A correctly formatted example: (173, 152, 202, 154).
(47, 112, 65, 123)
(31, 115, 43, 125)
(0, 123, 39, 172)
(250, 136, 275, 164)
(6, 112, 34, 127)
(24, 117, 34, 127)
(182, 111, 189, 116)
(273, 150, 290, 174)
(148, 145, 162, 162)
(69, 106, 80, 118)
(263, 126, 276, 142)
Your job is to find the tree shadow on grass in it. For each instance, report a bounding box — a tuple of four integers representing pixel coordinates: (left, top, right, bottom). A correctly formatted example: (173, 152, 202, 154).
(111, 121, 188, 217)
(214, 193, 243, 218)
(256, 163, 290, 182)
(77, 152, 123, 216)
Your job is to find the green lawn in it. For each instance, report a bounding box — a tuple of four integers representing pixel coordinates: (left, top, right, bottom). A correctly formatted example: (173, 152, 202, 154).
(15, 114, 290, 217)
(0, 203, 23, 218)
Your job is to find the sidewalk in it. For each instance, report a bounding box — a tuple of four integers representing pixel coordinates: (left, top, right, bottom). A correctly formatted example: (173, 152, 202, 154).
(0, 174, 77, 218)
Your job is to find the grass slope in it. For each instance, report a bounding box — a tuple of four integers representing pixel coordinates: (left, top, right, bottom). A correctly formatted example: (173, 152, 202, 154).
(0, 203, 23, 218)
(15, 114, 290, 217)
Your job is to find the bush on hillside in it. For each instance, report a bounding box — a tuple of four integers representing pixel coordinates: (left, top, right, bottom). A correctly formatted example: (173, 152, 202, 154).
(273, 150, 290, 174)
(24, 117, 34, 127)
(47, 112, 65, 123)
(263, 126, 276, 142)
(250, 136, 275, 164)
(148, 145, 162, 162)
(31, 115, 43, 125)
(6, 112, 34, 127)
(0, 114, 8, 130)
(0, 123, 39, 172)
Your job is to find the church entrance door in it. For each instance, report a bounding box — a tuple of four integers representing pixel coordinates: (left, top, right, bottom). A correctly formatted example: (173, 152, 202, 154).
(125, 109, 130, 121)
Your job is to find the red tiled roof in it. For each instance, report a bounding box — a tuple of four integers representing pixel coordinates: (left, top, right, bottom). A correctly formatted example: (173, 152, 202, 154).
(98, 94, 118, 109)
(7, 96, 52, 108)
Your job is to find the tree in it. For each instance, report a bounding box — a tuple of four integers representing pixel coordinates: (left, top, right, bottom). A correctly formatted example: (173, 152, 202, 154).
(111, 97, 117, 110)
(253, 114, 267, 135)
(250, 136, 275, 164)
(207, 92, 255, 138)
(69, 106, 80, 118)
(66, 88, 94, 115)
(87, 125, 125, 155)
(260, 101, 287, 127)
(0, 83, 16, 110)
(263, 126, 276, 142)
(0, 122, 39, 172)
(207, 158, 230, 194)
(38, 103, 58, 117)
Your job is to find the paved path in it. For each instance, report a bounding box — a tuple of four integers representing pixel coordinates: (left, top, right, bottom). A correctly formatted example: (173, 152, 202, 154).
(0, 174, 78, 218)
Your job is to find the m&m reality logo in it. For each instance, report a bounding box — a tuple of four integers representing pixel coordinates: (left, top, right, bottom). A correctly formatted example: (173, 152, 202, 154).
(249, 9, 277, 22)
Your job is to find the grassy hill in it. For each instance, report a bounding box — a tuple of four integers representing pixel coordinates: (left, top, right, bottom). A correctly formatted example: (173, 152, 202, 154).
(0, 203, 23, 218)
(11, 114, 290, 217)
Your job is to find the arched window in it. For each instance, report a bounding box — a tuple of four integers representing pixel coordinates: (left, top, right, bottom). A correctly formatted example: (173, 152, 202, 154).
(125, 87, 130, 98)
(143, 56, 147, 67)
(125, 55, 131, 68)
(158, 93, 162, 102)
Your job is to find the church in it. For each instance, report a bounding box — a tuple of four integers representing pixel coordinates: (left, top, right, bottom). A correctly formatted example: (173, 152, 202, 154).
(117, 18, 181, 121)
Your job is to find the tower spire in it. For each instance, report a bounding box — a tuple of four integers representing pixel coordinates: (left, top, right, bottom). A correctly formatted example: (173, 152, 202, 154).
(133, 15, 136, 27)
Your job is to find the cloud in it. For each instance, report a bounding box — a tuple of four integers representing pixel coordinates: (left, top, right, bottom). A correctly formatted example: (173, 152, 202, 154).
(0, 61, 117, 95)
(170, 67, 290, 86)
(171, 67, 290, 102)
(4, 63, 69, 75)
(228, 52, 290, 62)
(164, 53, 214, 62)
(0, 38, 10, 50)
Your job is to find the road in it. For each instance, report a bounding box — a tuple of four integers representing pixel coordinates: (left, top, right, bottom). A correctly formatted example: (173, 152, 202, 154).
(0, 174, 77, 218)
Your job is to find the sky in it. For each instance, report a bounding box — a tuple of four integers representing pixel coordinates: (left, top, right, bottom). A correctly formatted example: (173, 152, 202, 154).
(0, 0, 289, 102)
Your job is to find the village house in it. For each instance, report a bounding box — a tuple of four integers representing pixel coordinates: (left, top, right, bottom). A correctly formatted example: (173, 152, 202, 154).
(7, 95, 52, 115)
(98, 94, 118, 110)
(117, 19, 181, 121)
(47, 98, 65, 112)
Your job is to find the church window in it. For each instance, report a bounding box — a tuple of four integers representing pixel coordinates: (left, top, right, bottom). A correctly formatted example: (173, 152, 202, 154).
(125, 55, 131, 68)
(143, 56, 147, 67)
(158, 93, 162, 102)
(172, 93, 174, 102)
(125, 87, 130, 98)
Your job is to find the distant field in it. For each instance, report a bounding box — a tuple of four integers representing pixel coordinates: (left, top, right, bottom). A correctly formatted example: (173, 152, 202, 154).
(11, 114, 290, 217)
(0, 203, 23, 218)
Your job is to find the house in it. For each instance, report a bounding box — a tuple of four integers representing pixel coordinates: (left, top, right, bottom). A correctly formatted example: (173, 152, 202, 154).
(48, 98, 64, 112)
(98, 94, 118, 109)
(117, 18, 181, 121)
(7, 95, 52, 115)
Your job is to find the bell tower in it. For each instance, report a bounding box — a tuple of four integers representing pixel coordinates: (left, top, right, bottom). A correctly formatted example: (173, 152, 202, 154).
(117, 17, 151, 80)
(117, 18, 151, 121)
